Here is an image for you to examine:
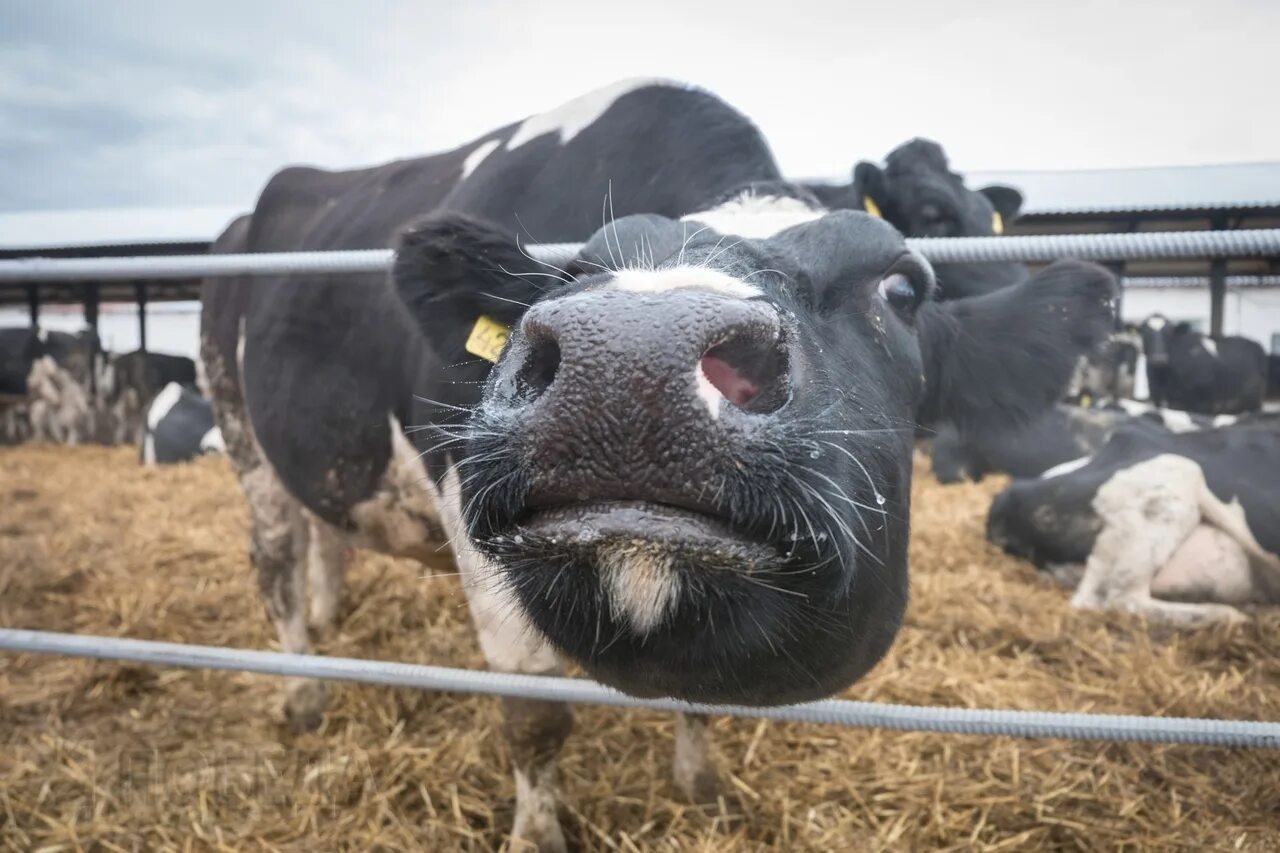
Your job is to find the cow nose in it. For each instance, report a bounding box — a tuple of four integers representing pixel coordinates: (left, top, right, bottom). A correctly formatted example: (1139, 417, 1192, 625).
(510, 287, 791, 417)
(491, 286, 792, 504)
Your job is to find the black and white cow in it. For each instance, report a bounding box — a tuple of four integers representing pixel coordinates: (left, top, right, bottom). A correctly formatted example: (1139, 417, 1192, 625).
(1066, 327, 1142, 404)
(202, 79, 1114, 848)
(1137, 314, 1267, 415)
(805, 138, 1026, 299)
(140, 382, 223, 465)
(987, 416, 1280, 623)
(931, 403, 1132, 483)
(0, 327, 102, 444)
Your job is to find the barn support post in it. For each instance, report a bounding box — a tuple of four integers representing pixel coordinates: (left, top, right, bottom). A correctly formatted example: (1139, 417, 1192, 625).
(84, 282, 101, 394)
(1208, 214, 1228, 337)
(134, 281, 148, 352)
(26, 284, 39, 326)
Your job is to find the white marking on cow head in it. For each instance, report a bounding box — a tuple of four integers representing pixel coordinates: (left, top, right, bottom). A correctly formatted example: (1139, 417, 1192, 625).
(682, 190, 825, 239)
(1145, 316, 1167, 331)
(461, 139, 501, 180)
(610, 267, 761, 298)
(1212, 414, 1237, 428)
(505, 77, 676, 151)
(1201, 338, 1219, 357)
(1133, 353, 1150, 400)
(1160, 409, 1199, 433)
(598, 544, 682, 633)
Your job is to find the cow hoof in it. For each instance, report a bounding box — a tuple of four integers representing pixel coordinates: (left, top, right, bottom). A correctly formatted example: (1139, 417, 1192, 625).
(510, 813, 566, 853)
(284, 679, 329, 733)
(675, 761, 721, 804)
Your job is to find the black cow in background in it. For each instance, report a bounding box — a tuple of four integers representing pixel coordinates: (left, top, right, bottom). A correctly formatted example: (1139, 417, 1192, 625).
(202, 78, 1115, 849)
(805, 138, 1026, 299)
(1066, 326, 1142, 404)
(1267, 353, 1280, 402)
(1138, 314, 1266, 414)
(141, 382, 223, 465)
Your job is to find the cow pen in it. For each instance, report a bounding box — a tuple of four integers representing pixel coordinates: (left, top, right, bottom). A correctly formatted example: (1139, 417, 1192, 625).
(3, 229, 1280, 848)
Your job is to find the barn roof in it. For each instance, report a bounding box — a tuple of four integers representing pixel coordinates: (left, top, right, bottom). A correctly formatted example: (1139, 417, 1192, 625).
(0, 205, 243, 251)
(965, 161, 1280, 216)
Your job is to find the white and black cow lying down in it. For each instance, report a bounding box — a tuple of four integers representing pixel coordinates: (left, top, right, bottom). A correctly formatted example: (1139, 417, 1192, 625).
(930, 399, 1240, 484)
(201, 79, 1113, 848)
(141, 382, 224, 465)
(1137, 314, 1268, 415)
(987, 416, 1280, 624)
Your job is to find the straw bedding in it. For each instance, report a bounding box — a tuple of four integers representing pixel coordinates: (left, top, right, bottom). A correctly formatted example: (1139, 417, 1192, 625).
(1, 443, 1277, 850)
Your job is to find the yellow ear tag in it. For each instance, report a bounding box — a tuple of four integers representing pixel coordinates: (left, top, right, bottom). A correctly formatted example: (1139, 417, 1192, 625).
(992, 211, 1004, 235)
(1079, 393, 1092, 408)
(862, 196, 882, 219)
(465, 315, 510, 363)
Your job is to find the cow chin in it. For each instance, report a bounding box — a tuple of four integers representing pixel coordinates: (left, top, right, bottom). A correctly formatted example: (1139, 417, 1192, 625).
(470, 494, 902, 706)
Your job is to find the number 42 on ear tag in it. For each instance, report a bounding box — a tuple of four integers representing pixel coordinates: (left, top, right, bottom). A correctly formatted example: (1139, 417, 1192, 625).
(465, 315, 511, 363)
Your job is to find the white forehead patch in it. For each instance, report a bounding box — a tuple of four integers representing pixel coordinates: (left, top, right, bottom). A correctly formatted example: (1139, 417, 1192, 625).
(461, 139, 501, 179)
(682, 192, 825, 239)
(1145, 316, 1167, 331)
(1201, 338, 1219, 357)
(505, 77, 674, 151)
(610, 266, 762, 299)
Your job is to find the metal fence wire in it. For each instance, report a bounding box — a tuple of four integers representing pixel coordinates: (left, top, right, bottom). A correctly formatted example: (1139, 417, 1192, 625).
(1, 228, 1279, 282)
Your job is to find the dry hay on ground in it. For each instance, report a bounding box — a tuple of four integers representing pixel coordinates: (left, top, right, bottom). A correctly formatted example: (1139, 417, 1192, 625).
(1, 443, 1278, 851)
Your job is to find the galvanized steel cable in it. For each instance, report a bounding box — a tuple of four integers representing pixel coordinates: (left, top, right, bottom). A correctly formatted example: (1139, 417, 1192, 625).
(1, 229, 1279, 282)
(2, 629, 1276, 748)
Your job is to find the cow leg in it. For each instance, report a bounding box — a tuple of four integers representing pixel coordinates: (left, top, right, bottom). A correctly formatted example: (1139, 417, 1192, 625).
(243, 464, 328, 730)
(1073, 455, 1246, 625)
(437, 470, 570, 852)
(673, 712, 720, 802)
(305, 515, 348, 636)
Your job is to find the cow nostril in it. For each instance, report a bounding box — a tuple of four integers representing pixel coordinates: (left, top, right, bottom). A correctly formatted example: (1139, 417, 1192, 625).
(699, 332, 790, 414)
(517, 336, 561, 400)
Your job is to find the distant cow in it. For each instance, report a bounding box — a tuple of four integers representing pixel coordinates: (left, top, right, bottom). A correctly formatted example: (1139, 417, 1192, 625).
(0, 328, 101, 444)
(141, 382, 223, 465)
(100, 350, 200, 444)
(987, 416, 1280, 623)
(202, 79, 1113, 848)
(931, 404, 1131, 483)
(1138, 314, 1266, 414)
(805, 138, 1025, 299)
(1066, 328, 1142, 404)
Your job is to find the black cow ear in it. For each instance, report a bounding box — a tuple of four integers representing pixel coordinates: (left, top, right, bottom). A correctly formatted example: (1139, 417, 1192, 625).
(393, 212, 555, 366)
(852, 162, 888, 219)
(915, 260, 1116, 433)
(978, 185, 1023, 229)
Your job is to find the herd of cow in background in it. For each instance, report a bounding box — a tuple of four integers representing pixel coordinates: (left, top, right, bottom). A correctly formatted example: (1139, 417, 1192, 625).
(3, 78, 1279, 850)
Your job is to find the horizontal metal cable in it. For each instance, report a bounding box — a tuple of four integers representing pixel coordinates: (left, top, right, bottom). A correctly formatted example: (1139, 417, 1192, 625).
(2, 628, 1277, 748)
(1, 230, 1278, 283)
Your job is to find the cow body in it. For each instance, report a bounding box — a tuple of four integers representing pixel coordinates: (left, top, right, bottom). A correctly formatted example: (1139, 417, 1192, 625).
(141, 382, 224, 465)
(987, 416, 1280, 623)
(1138, 315, 1267, 414)
(202, 79, 1114, 848)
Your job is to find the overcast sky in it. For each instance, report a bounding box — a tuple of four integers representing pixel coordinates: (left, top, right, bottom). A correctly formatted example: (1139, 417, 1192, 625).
(2, 0, 1277, 213)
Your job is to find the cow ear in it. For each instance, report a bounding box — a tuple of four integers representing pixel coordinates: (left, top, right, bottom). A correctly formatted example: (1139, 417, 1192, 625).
(915, 260, 1116, 433)
(852, 162, 888, 219)
(393, 212, 554, 367)
(978, 184, 1023, 229)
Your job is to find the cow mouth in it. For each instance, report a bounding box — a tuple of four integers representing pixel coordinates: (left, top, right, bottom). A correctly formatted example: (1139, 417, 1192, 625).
(515, 500, 779, 565)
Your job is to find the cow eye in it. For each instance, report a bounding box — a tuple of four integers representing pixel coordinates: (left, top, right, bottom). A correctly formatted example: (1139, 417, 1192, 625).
(878, 273, 918, 311)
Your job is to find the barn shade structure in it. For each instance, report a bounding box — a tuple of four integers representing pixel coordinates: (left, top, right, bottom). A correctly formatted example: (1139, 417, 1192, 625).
(2, 162, 1279, 340)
